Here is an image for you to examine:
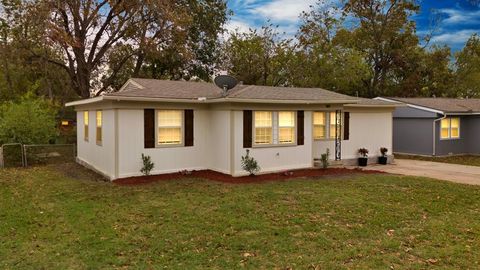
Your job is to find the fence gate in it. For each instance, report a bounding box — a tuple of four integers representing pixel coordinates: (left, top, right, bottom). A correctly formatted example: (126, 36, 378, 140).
(0, 143, 24, 168)
(23, 144, 76, 167)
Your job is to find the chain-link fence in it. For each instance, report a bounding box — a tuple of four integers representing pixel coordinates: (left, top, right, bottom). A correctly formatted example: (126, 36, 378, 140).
(0, 144, 76, 168)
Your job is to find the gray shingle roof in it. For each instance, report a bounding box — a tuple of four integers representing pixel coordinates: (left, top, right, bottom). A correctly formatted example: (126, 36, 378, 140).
(352, 98, 399, 106)
(107, 78, 358, 102)
(109, 78, 239, 99)
(386, 97, 480, 113)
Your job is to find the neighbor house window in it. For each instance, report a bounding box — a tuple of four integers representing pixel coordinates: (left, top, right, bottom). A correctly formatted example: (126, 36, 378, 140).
(441, 117, 460, 139)
(157, 110, 183, 145)
(278, 111, 295, 144)
(313, 112, 342, 140)
(84, 111, 89, 141)
(96, 110, 102, 144)
(254, 111, 273, 145)
(313, 112, 327, 139)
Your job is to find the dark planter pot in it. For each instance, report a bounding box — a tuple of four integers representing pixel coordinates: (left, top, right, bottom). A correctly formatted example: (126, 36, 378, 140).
(378, 156, 388, 165)
(358, 157, 368, 167)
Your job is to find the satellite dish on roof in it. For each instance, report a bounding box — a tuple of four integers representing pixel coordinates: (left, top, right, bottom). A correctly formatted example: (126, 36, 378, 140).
(214, 75, 238, 96)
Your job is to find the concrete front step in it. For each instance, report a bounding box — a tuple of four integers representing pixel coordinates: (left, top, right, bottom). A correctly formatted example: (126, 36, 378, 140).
(313, 155, 395, 168)
(313, 159, 344, 168)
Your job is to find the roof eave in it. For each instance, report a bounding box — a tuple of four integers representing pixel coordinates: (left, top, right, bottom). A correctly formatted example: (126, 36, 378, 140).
(444, 112, 480, 115)
(375, 97, 444, 114)
(344, 104, 403, 108)
(101, 95, 359, 104)
(65, 95, 361, 106)
(65, 96, 104, 107)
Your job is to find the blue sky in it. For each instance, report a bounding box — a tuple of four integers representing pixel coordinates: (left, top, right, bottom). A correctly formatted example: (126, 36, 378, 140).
(227, 0, 480, 52)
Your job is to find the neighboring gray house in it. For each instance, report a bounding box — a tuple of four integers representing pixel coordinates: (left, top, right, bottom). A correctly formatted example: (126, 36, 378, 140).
(376, 97, 480, 156)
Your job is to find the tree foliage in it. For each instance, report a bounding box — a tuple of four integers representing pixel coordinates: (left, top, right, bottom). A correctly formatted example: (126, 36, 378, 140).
(0, 0, 73, 102)
(0, 0, 228, 99)
(0, 93, 58, 145)
(455, 34, 480, 98)
(220, 0, 466, 99)
(222, 25, 295, 86)
(0, 0, 479, 102)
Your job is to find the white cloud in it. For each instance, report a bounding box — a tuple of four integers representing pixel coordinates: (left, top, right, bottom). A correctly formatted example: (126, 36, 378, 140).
(251, 0, 317, 22)
(431, 29, 478, 45)
(439, 8, 480, 24)
(225, 19, 253, 34)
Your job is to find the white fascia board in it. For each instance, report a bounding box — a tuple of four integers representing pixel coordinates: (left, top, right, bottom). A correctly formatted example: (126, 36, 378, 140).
(345, 103, 403, 108)
(444, 112, 480, 116)
(374, 97, 444, 114)
(221, 98, 359, 105)
(102, 95, 360, 105)
(65, 96, 104, 107)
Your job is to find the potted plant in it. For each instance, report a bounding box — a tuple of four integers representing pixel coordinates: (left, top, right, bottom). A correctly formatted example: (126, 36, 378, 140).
(378, 147, 388, 165)
(358, 148, 369, 167)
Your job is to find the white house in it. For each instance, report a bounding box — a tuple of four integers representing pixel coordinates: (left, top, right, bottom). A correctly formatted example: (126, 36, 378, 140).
(66, 78, 397, 180)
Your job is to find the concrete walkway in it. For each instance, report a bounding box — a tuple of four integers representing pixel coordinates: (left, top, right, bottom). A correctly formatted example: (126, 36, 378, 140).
(360, 159, 480, 185)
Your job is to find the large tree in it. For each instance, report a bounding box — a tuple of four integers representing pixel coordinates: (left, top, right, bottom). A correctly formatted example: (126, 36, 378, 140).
(294, 0, 370, 96)
(455, 34, 480, 98)
(0, 0, 73, 102)
(9, 0, 227, 99)
(222, 25, 295, 86)
(343, 0, 420, 97)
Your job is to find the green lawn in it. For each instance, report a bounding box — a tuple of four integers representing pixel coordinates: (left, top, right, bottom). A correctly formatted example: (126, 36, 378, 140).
(396, 154, 480, 167)
(1, 164, 480, 269)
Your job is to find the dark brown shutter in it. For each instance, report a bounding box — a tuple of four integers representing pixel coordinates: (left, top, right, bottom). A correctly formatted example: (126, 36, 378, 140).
(184, 109, 194, 147)
(344, 112, 350, 141)
(297, 111, 304, 145)
(243, 110, 252, 148)
(144, 109, 155, 148)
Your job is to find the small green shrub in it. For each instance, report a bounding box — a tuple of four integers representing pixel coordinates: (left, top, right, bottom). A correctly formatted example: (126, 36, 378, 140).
(140, 154, 154, 176)
(241, 149, 260, 176)
(320, 148, 330, 169)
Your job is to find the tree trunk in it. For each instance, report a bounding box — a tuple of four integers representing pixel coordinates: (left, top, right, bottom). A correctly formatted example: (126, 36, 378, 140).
(133, 52, 145, 77)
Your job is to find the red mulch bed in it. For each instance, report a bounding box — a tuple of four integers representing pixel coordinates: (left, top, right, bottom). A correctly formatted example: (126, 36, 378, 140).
(114, 168, 384, 186)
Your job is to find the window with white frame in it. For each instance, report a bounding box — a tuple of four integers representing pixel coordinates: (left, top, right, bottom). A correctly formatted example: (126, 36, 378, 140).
(278, 111, 295, 144)
(96, 110, 102, 144)
(254, 111, 295, 146)
(254, 111, 273, 145)
(313, 111, 342, 140)
(329, 112, 342, 139)
(157, 110, 183, 145)
(84, 111, 89, 141)
(441, 117, 460, 139)
(313, 112, 327, 140)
